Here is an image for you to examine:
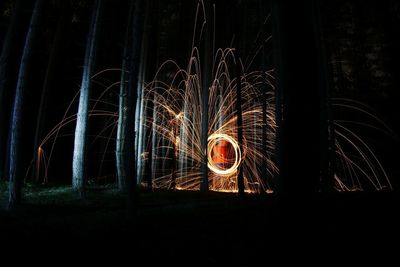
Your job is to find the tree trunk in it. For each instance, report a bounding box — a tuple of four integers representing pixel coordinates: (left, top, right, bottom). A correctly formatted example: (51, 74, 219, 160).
(145, 96, 154, 189)
(0, 0, 27, 182)
(116, 1, 135, 193)
(134, 27, 146, 186)
(312, 1, 335, 193)
(137, 0, 159, 189)
(116, 0, 145, 195)
(8, 0, 44, 209)
(271, 0, 320, 202)
(151, 92, 159, 182)
(259, 0, 269, 191)
(235, 53, 244, 196)
(72, 0, 104, 198)
(200, 0, 213, 192)
(126, 0, 145, 210)
(235, 1, 245, 196)
(32, 1, 70, 183)
(169, 122, 178, 190)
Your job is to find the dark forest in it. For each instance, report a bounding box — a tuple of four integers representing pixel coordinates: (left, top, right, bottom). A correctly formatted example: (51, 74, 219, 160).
(0, 0, 399, 263)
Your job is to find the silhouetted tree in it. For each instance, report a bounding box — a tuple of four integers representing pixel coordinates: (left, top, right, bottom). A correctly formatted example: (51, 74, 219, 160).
(116, 1, 135, 193)
(313, 1, 335, 193)
(0, 0, 27, 182)
(116, 0, 145, 195)
(200, 0, 213, 191)
(8, 0, 44, 209)
(258, 0, 269, 189)
(235, 0, 244, 196)
(125, 0, 145, 209)
(72, 0, 104, 198)
(271, 0, 320, 202)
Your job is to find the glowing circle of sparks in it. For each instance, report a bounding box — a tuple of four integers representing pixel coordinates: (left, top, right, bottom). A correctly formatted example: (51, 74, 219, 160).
(207, 133, 242, 176)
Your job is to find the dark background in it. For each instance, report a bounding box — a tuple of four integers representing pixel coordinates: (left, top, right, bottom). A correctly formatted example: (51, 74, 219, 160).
(1, 0, 398, 187)
(0, 0, 399, 262)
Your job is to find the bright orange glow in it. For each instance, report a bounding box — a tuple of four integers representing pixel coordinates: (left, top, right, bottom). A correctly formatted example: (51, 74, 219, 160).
(207, 133, 241, 176)
(211, 140, 232, 164)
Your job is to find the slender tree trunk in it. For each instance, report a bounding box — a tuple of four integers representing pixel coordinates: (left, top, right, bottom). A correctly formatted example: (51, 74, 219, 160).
(134, 29, 147, 186)
(271, 0, 320, 202)
(200, 0, 213, 192)
(145, 96, 154, 189)
(259, 0, 269, 191)
(169, 122, 178, 190)
(312, 1, 335, 193)
(116, 1, 135, 193)
(0, 0, 26, 182)
(179, 92, 189, 183)
(119, 0, 145, 210)
(235, 54, 244, 196)
(32, 1, 70, 183)
(72, 0, 104, 198)
(8, 0, 44, 209)
(235, 1, 245, 196)
(151, 92, 159, 182)
(116, 0, 145, 195)
(270, 0, 283, 191)
(138, 0, 159, 189)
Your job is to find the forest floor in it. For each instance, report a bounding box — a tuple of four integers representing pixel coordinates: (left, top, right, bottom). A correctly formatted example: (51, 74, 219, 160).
(0, 182, 399, 264)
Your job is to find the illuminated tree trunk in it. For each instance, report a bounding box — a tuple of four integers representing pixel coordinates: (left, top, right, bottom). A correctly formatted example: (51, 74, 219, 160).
(200, 0, 213, 192)
(145, 96, 154, 189)
(179, 92, 189, 182)
(72, 0, 103, 198)
(169, 121, 178, 190)
(8, 0, 44, 209)
(138, 0, 159, 189)
(32, 1, 70, 182)
(271, 0, 320, 201)
(135, 57, 146, 187)
(0, 0, 26, 182)
(134, 34, 146, 186)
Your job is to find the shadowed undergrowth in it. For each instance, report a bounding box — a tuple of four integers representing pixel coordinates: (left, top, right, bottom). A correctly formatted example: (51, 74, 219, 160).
(0, 181, 398, 263)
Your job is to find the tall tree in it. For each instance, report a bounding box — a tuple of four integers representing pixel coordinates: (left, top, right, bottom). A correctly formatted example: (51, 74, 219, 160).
(125, 0, 145, 209)
(116, 1, 135, 193)
(0, 0, 27, 182)
(271, 0, 320, 202)
(259, 0, 269, 190)
(72, 0, 104, 198)
(235, 53, 244, 196)
(200, 0, 213, 191)
(313, 1, 335, 193)
(8, 0, 44, 209)
(235, 0, 244, 196)
(116, 0, 145, 194)
(139, 0, 159, 190)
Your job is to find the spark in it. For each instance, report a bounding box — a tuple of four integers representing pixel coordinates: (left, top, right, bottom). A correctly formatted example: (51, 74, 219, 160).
(28, 4, 394, 195)
(141, 47, 277, 193)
